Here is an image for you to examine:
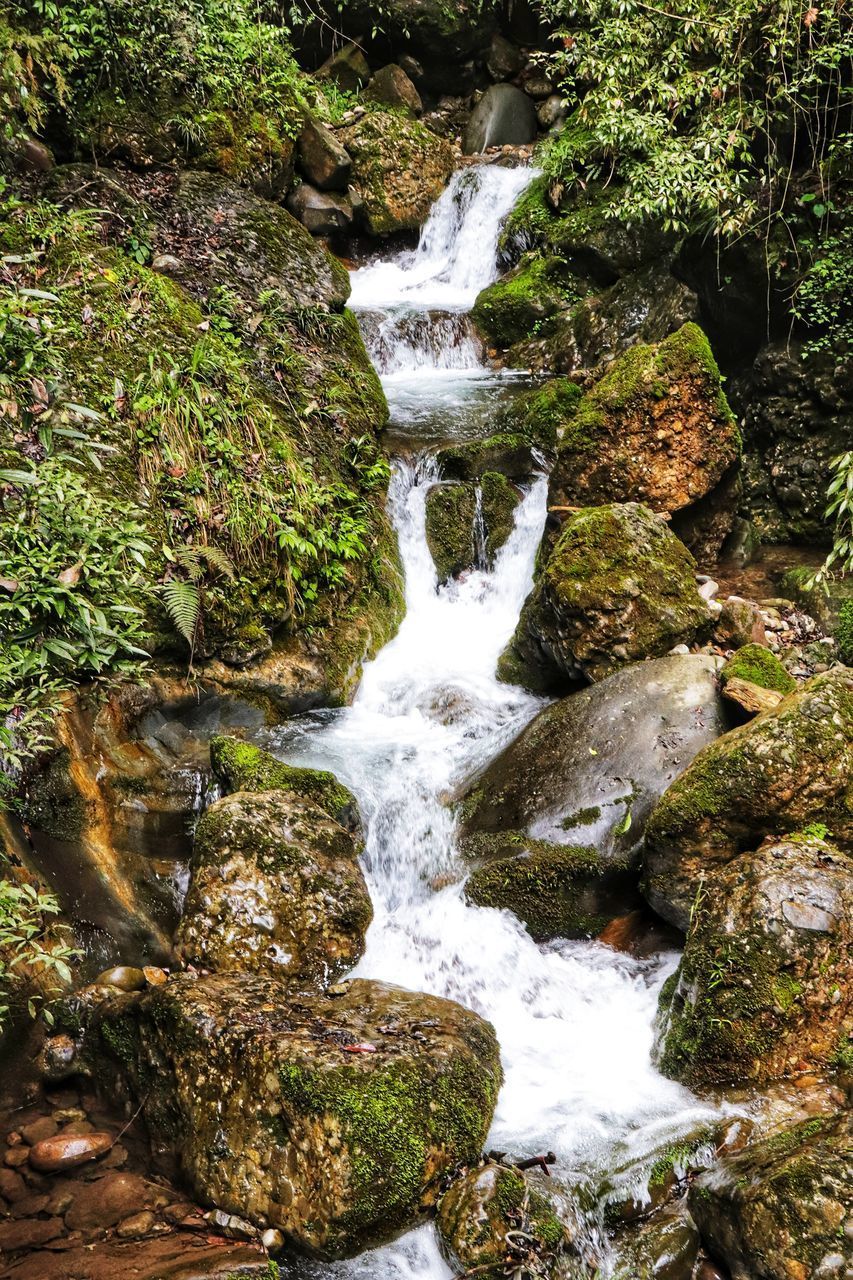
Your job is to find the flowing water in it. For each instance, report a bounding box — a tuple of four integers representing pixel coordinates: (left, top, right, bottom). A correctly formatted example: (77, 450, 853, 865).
(272, 165, 724, 1278)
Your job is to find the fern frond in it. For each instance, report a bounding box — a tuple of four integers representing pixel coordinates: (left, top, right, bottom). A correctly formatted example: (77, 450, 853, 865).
(196, 545, 236, 580)
(161, 579, 201, 645)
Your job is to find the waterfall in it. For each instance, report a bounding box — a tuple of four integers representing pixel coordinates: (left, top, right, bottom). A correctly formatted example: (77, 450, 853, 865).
(267, 166, 725, 1280)
(351, 164, 535, 377)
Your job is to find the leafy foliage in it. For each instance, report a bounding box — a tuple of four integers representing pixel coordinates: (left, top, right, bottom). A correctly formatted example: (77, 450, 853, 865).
(536, 0, 852, 238)
(0, 878, 78, 1028)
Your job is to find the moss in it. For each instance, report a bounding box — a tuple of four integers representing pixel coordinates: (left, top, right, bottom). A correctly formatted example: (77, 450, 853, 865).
(720, 643, 797, 695)
(278, 1052, 498, 1245)
(837, 599, 853, 665)
(464, 837, 635, 940)
(560, 805, 602, 830)
(425, 484, 477, 581)
(21, 750, 90, 841)
(209, 735, 356, 823)
(502, 379, 584, 450)
(471, 255, 578, 349)
(438, 432, 539, 481)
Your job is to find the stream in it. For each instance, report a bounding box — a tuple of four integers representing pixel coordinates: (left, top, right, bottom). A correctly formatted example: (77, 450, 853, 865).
(269, 164, 724, 1278)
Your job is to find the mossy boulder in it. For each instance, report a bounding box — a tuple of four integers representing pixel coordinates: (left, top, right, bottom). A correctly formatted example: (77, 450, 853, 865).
(548, 325, 741, 556)
(688, 1112, 852, 1280)
(719, 643, 797, 695)
(655, 835, 853, 1086)
(464, 838, 640, 940)
(436, 1162, 571, 1278)
(337, 111, 454, 235)
(424, 474, 521, 582)
(175, 790, 371, 984)
(86, 973, 502, 1256)
(498, 503, 710, 691)
(644, 669, 853, 930)
(471, 255, 576, 349)
(459, 656, 727, 937)
(437, 433, 544, 483)
(209, 735, 359, 832)
(499, 379, 584, 451)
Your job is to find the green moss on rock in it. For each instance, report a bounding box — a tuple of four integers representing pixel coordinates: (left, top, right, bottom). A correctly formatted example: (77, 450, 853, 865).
(471, 255, 577, 349)
(720, 643, 797, 695)
(338, 111, 454, 236)
(210, 735, 358, 829)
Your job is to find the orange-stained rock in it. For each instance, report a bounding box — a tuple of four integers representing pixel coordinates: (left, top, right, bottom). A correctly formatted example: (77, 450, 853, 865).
(28, 1131, 112, 1174)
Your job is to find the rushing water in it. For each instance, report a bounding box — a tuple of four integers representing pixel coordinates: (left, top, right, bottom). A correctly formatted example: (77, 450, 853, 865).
(271, 165, 723, 1278)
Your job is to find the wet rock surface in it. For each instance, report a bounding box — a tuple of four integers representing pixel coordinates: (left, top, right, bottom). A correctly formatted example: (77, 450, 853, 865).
(498, 503, 711, 690)
(83, 972, 502, 1257)
(459, 656, 727, 937)
(463, 84, 539, 153)
(436, 1161, 573, 1278)
(425, 474, 521, 582)
(688, 1111, 853, 1280)
(337, 111, 454, 236)
(548, 325, 741, 557)
(656, 835, 853, 1086)
(644, 668, 853, 929)
(175, 789, 372, 983)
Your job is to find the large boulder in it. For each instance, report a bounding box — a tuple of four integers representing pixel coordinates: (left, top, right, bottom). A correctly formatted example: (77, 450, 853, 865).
(436, 1162, 572, 1278)
(498, 504, 711, 691)
(424, 474, 520, 582)
(462, 84, 538, 153)
(338, 111, 454, 236)
(86, 974, 502, 1257)
(471, 254, 576, 349)
(209, 735, 360, 831)
(364, 64, 423, 116)
(175, 790, 372, 984)
(459, 656, 727, 938)
(547, 325, 741, 557)
(644, 669, 853, 930)
(655, 835, 853, 1086)
(688, 1112, 852, 1280)
(296, 118, 352, 191)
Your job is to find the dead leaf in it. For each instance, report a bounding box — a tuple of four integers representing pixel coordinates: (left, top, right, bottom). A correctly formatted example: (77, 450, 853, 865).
(57, 563, 82, 587)
(803, 5, 818, 23)
(0, 577, 19, 593)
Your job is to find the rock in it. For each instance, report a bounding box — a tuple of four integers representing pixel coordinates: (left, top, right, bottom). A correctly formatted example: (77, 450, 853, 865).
(644, 669, 853, 930)
(209, 735, 361, 833)
(286, 183, 353, 236)
(3, 1147, 29, 1167)
(424, 474, 520, 582)
(95, 966, 147, 992)
(486, 34, 525, 81)
(688, 1112, 852, 1280)
(520, 67, 555, 99)
(0, 1167, 27, 1201)
(205, 1208, 258, 1239)
(20, 1117, 58, 1146)
(459, 656, 727, 937)
(537, 95, 567, 129)
(150, 252, 182, 274)
(87, 973, 502, 1257)
(721, 676, 785, 717)
(116, 1209, 158, 1238)
(364, 64, 423, 116)
(437, 432, 544, 483)
(297, 118, 352, 191)
(338, 111, 454, 236)
(714, 595, 767, 648)
(28, 1132, 113, 1173)
(16, 135, 55, 172)
(0, 1218, 64, 1250)
(398, 54, 425, 82)
(498, 503, 711, 691)
(175, 789, 371, 984)
(719, 643, 796, 696)
(471, 254, 576, 349)
(609, 1204, 700, 1279)
(462, 84, 538, 153)
(655, 835, 853, 1086)
(65, 1172, 161, 1231)
(436, 1163, 571, 1277)
(316, 43, 371, 91)
(548, 325, 741, 555)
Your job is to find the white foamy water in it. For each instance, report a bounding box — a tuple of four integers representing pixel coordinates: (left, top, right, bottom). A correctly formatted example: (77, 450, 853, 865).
(351, 164, 535, 377)
(271, 166, 724, 1278)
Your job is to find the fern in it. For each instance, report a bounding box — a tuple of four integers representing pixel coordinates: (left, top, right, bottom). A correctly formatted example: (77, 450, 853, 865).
(161, 579, 201, 645)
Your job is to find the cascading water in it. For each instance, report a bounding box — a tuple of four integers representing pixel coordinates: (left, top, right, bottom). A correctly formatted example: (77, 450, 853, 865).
(271, 165, 726, 1279)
